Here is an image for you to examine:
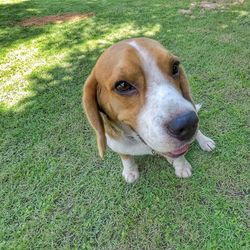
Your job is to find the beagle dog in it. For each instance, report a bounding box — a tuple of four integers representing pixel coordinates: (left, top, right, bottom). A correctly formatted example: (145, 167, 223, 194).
(83, 38, 215, 183)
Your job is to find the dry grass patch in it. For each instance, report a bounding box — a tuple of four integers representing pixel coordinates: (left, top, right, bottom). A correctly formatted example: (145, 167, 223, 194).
(179, 0, 245, 15)
(19, 12, 94, 27)
(200, 0, 245, 10)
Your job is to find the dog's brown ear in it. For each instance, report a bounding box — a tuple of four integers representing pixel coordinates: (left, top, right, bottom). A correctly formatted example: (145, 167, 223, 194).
(83, 70, 106, 158)
(179, 66, 195, 106)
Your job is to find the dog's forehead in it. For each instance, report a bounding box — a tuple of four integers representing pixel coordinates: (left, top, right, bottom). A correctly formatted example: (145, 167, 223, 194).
(95, 38, 173, 83)
(95, 41, 140, 80)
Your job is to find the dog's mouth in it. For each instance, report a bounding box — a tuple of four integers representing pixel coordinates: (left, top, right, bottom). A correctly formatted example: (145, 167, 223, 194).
(161, 144, 189, 158)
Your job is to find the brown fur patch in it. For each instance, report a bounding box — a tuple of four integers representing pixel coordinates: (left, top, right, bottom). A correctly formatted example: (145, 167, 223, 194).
(101, 113, 124, 139)
(19, 12, 94, 27)
(83, 71, 106, 158)
(95, 41, 146, 131)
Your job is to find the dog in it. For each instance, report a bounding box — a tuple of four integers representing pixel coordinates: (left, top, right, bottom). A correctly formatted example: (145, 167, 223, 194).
(83, 37, 215, 183)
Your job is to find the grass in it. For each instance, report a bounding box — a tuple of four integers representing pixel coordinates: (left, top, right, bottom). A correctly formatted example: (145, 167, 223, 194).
(0, 0, 249, 249)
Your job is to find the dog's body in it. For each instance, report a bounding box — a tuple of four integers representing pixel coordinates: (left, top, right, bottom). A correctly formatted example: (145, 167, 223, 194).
(83, 38, 215, 183)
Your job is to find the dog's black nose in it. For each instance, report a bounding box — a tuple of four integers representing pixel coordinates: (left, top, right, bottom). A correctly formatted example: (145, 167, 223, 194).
(167, 111, 198, 141)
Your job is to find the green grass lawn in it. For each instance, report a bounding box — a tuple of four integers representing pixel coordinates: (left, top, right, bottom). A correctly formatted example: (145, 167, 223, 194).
(0, 0, 249, 249)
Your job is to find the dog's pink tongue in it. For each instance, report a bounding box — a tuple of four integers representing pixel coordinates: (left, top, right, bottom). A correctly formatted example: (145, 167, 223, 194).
(171, 144, 189, 155)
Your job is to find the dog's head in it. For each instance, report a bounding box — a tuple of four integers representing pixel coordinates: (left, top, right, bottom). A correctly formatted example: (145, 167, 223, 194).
(83, 38, 198, 158)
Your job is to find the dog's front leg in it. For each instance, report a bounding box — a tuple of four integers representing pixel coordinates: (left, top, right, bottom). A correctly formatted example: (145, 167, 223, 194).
(119, 154, 139, 183)
(195, 104, 216, 151)
(165, 155, 192, 178)
(196, 130, 216, 151)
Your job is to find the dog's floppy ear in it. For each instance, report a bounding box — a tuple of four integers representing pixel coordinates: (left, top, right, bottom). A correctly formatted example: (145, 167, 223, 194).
(179, 66, 195, 106)
(83, 70, 106, 158)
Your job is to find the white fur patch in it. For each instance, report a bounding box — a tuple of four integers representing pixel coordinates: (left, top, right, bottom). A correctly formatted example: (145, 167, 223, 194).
(195, 103, 202, 112)
(106, 133, 152, 155)
(196, 130, 216, 151)
(172, 155, 192, 178)
(128, 40, 196, 153)
(121, 157, 139, 183)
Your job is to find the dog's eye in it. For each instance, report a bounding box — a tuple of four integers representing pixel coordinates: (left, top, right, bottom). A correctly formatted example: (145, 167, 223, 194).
(114, 81, 136, 95)
(172, 61, 180, 77)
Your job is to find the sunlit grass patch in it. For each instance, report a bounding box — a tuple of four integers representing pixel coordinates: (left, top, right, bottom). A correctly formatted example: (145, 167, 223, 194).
(0, 45, 44, 108)
(0, 20, 161, 110)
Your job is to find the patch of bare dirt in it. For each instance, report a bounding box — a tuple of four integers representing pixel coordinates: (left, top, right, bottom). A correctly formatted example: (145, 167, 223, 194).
(200, 0, 244, 10)
(216, 181, 249, 198)
(19, 12, 94, 27)
(179, 0, 245, 15)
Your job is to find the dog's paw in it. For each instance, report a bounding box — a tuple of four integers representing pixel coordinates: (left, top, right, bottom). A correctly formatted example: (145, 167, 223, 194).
(122, 169, 139, 183)
(175, 161, 192, 178)
(198, 136, 216, 152)
(195, 103, 202, 112)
